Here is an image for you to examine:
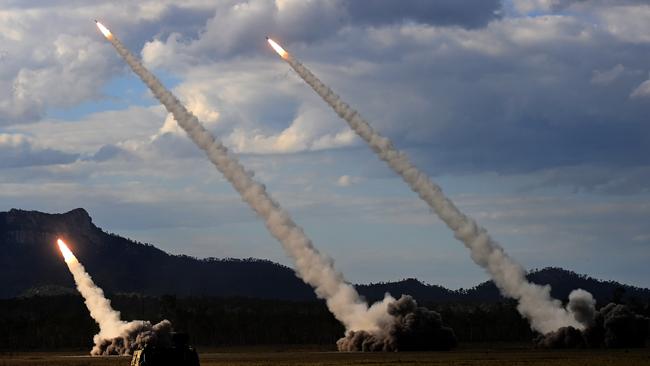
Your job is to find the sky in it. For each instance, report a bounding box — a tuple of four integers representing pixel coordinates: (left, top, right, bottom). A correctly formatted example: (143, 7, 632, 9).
(1, 0, 649, 289)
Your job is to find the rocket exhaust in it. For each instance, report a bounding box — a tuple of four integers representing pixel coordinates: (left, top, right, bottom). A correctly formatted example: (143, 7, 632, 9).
(267, 38, 593, 335)
(94, 21, 399, 339)
(56, 238, 172, 355)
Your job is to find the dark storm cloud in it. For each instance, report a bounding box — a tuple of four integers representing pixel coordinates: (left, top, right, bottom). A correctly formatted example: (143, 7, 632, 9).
(307, 17, 650, 181)
(144, 0, 502, 63)
(345, 0, 502, 28)
(143, 2, 650, 195)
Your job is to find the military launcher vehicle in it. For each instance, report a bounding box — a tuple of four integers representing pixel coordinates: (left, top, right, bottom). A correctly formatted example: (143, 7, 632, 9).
(130, 332, 199, 366)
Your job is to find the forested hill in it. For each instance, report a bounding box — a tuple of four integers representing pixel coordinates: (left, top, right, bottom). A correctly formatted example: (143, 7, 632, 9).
(2, 208, 649, 304)
(0, 208, 315, 300)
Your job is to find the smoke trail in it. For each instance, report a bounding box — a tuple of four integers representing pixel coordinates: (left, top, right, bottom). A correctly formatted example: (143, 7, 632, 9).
(57, 239, 171, 355)
(96, 23, 392, 334)
(57, 239, 126, 342)
(271, 40, 588, 334)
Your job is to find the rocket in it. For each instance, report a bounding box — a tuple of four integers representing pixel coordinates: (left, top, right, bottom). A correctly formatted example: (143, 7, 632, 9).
(266, 37, 288, 59)
(95, 20, 112, 38)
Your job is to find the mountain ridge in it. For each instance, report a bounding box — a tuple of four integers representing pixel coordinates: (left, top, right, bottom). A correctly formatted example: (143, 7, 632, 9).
(2, 208, 649, 304)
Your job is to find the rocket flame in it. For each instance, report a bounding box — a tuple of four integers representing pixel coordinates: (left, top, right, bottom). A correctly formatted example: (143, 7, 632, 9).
(96, 21, 112, 38)
(57, 238, 77, 264)
(267, 38, 288, 59)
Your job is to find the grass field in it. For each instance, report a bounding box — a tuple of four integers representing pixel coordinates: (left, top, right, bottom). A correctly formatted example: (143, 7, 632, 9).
(1, 347, 649, 366)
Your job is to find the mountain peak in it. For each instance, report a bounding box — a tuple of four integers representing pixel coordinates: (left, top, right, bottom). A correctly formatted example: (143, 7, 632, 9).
(1, 208, 95, 246)
(5, 207, 92, 226)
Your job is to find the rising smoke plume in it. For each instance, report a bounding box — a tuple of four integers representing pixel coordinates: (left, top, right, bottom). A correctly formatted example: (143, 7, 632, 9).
(535, 302, 649, 348)
(268, 38, 591, 335)
(57, 239, 172, 355)
(96, 22, 435, 350)
(337, 295, 457, 351)
(93, 319, 173, 355)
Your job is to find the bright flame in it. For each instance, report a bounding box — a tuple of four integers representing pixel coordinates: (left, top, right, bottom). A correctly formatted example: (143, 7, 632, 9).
(57, 239, 77, 264)
(267, 38, 288, 59)
(96, 21, 112, 38)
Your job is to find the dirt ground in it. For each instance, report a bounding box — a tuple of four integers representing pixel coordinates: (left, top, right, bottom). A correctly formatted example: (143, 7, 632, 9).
(1, 347, 649, 366)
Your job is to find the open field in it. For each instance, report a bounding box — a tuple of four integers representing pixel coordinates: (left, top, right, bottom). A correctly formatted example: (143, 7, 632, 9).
(1, 347, 649, 366)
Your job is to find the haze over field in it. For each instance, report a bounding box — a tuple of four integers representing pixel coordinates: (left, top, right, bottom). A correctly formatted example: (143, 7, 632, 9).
(0, 0, 649, 294)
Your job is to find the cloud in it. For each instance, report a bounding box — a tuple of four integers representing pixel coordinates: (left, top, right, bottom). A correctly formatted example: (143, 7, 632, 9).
(0, 133, 78, 168)
(87, 144, 133, 162)
(3, 0, 649, 174)
(630, 77, 650, 98)
(0, 1, 219, 126)
(512, 0, 561, 13)
(225, 107, 358, 154)
(512, 0, 650, 14)
(336, 175, 363, 187)
(522, 165, 650, 195)
(0, 32, 117, 125)
(595, 5, 650, 44)
(135, 4, 650, 178)
(344, 0, 502, 28)
(141, 0, 501, 65)
(591, 64, 625, 85)
(8, 106, 166, 154)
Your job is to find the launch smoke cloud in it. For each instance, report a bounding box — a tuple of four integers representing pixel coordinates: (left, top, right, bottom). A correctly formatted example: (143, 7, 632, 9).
(93, 320, 174, 355)
(535, 303, 649, 348)
(57, 239, 171, 355)
(337, 295, 456, 351)
(268, 39, 592, 335)
(95, 22, 403, 341)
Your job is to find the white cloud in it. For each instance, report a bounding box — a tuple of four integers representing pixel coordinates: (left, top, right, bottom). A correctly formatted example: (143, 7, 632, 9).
(630, 78, 650, 98)
(591, 64, 624, 85)
(0, 1, 219, 125)
(596, 5, 650, 43)
(512, 0, 561, 14)
(336, 175, 362, 187)
(225, 109, 358, 154)
(9, 106, 166, 154)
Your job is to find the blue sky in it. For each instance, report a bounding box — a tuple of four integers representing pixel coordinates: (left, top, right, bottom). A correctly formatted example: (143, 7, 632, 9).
(1, 0, 649, 289)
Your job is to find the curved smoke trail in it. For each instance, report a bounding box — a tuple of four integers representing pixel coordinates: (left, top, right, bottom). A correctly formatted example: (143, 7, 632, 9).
(96, 23, 392, 334)
(269, 39, 589, 334)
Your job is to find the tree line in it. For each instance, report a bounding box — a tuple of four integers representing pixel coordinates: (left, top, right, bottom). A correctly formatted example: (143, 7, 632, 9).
(1, 294, 648, 351)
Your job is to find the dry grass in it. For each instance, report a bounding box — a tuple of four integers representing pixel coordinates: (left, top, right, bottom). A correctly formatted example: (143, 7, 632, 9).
(1, 348, 649, 366)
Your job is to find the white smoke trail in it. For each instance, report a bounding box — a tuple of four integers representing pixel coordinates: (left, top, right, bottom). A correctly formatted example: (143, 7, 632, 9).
(273, 42, 588, 334)
(57, 239, 127, 350)
(98, 25, 392, 333)
(58, 239, 173, 355)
